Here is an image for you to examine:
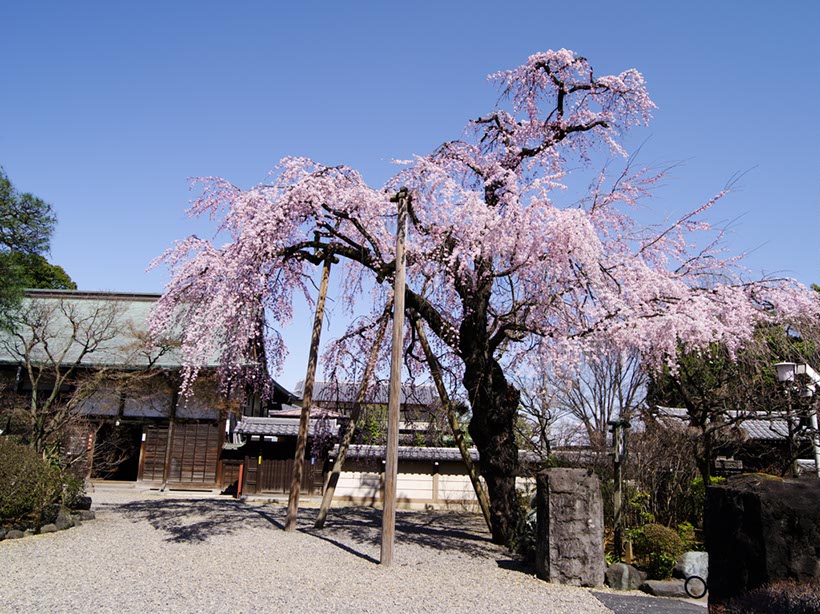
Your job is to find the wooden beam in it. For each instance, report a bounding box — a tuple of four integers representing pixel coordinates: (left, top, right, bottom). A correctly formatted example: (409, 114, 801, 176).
(314, 299, 392, 529)
(411, 311, 493, 533)
(160, 380, 180, 491)
(381, 188, 409, 566)
(285, 255, 332, 531)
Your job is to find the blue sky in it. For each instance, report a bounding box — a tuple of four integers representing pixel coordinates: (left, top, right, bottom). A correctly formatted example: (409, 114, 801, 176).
(2, 1, 818, 388)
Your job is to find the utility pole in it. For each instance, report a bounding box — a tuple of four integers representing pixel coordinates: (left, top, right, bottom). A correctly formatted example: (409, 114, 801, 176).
(380, 188, 409, 566)
(285, 254, 332, 531)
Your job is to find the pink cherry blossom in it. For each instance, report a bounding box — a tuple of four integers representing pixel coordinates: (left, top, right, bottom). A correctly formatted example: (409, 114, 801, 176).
(149, 49, 818, 544)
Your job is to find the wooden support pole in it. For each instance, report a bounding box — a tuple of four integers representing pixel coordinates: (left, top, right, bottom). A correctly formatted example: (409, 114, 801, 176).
(160, 382, 180, 492)
(410, 312, 493, 533)
(380, 188, 409, 566)
(609, 419, 629, 560)
(285, 255, 332, 531)
(314, 300, 392, 529)
(613, 449, 623, 560)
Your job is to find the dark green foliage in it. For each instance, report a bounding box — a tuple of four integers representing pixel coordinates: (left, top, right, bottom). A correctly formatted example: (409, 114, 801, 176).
(0, 167, 73, 328)
(0, 437, 84, 529)
(0, 168, 56, 254)
(630, 522, 685, 579)
(690, 475, 724, 518)
(509, 488, 537, 563)
(1, 252, 75, 290)
(646, 324, 816, 483)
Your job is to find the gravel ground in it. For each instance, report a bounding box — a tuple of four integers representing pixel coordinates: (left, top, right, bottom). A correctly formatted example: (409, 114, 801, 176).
(0, 487, 617, 614)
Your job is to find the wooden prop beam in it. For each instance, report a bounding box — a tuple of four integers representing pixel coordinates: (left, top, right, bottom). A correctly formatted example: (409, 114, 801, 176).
(380, 188, 409, 565)
(411, 312, 493, 533)
(314, 300, 392, 529)
(285, 255, 332, 531)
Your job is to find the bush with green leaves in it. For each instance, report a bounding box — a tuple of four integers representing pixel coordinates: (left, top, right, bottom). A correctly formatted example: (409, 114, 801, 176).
(0, 437, 83, 529)
(630, 522, 685, 579)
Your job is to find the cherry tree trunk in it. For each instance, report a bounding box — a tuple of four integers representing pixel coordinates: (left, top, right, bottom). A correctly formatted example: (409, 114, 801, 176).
(460, 295, 522, 546)
(411, 312, 493, 534)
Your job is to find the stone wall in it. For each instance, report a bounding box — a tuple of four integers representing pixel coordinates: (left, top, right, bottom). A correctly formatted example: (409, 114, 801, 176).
(705, 474, 820, 608)
(535, 468, 605, 587)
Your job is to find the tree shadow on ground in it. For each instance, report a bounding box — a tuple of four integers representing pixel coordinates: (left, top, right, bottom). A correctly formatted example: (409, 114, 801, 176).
(104, 498, 283, 544)
(295, 506, 507, 560)
(104, 498, 519, 569)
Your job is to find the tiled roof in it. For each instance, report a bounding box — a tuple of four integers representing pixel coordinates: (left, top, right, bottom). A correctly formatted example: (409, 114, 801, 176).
(655, 406, 793, 441)
(0, 290, 296, 403)
(739, 419, 790, 440)
(269, 405, 347, 419)
(235, 416, 339, 437)
(293, 380, 439, 407)
(332, 444, 539, 463)
(797, 459, 818, 475)
(0, 290, 215, 369)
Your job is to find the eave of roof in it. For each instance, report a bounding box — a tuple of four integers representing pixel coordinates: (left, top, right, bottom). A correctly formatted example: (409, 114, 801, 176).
(330, 444, 539, 463)
(235, 417, 340, 437)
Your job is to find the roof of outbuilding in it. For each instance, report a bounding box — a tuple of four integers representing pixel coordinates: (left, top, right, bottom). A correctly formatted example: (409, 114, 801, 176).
(293, 380, 439, 407)
(654, 406, 794, 441)
(0, 290, 209, 369)
(269, 405, 347, 419)
(235, 416, 340, 437)
(331, 444, 539, 463)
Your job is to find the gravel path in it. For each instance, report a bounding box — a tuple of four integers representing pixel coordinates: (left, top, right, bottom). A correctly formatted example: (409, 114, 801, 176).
(0, 487, 614, 613)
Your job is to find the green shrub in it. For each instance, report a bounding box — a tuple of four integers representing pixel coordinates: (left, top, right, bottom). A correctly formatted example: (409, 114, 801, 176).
(512, 507, 537, 563)
(59, 470, 85, 510)
(676, 521, 698, 551)
(691, 475, 725, 521)
(507, 487, 536, 562)
(0, 438, 83, 529)
(630, 523, 685, 579)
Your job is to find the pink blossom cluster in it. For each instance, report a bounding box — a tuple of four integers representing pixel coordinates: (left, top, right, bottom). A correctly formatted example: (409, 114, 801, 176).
(149, 49, 818, 394)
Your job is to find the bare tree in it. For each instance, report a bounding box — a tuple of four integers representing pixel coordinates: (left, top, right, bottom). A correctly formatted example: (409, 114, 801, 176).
(515, 345, 646, 459)
(558, 348, 646, 448)
(0, 294, 168, 458)
(512, 372, 569, 459)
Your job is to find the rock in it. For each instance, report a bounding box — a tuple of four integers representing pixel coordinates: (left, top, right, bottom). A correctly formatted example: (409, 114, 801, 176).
(605, 562, 647, 590)
(41, 504, 60, 525)
(639, 579, 688, 598)
(71, 515, 82, 527)
(6, 530, 24, 540)
(70, 496, 92, 511)
(23, 529, 35, 537)
(39, 524, 58, 534)
(673, 551, 708, 582)
(0, 528, 6, 540)
(535, 468, 605, 588)
(54, 508, 73, 531)
(78, 510, 95, 521)
(705, 474, 820, 607)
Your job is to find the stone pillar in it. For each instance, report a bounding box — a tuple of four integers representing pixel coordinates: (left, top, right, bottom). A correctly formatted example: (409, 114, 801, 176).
(535, 468, 605, 587)
(705, 474, 820, 608)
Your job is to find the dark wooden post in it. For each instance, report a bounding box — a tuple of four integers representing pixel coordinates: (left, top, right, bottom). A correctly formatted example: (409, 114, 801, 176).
(411, 311, 493, 533)
(160, 382, 180, 491)
(285, 255, 332, 531)
(609, 418, 629, 560)
(314, 300, 392, 529)
(380, 188, 409, 565)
